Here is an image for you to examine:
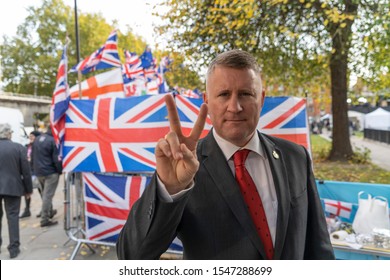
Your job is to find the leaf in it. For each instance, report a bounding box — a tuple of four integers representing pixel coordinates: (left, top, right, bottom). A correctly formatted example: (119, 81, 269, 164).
(324, 19, 329, 26)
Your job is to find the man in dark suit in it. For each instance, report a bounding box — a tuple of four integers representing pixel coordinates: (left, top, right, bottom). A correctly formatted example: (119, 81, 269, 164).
(117, 50, 334, 260)
(0, 123, 33, 258)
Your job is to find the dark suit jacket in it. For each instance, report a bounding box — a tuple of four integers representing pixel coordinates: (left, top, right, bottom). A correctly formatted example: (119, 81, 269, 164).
(117, 131, 334, 260)
(0, 139, 33, 197)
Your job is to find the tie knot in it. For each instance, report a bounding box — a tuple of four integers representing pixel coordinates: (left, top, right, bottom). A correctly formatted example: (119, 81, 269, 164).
(233, 149, 250, 167)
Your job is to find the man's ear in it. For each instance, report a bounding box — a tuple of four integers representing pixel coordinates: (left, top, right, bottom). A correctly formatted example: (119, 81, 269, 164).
(260, 88, 266, 107)
(203, 92, 208, 104)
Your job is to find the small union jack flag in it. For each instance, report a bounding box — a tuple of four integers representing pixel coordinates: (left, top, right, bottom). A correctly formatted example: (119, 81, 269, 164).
(50, 41, 70, 150)
(83, 172, 150, 242)
(70, 30, 121, 74)
(122, 50, 144, 80)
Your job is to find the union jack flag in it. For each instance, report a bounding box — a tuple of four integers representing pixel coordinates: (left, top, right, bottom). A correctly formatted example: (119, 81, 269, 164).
(123, 50, 144, 80)
(258, 97, 310, 150)
(50, 41, 69, 149)
(83, 172, 150, 242)
(175, 95, 212, 139)
(62, 95, 170, 172)
(181, 89, 200, 99)
(323, 198, 353, 219)
(70, 30, 121, 74)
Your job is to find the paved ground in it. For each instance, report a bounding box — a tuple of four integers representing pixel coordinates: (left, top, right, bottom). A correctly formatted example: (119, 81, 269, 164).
(0, 175, 118, 260)
(1, 134, 389, 260)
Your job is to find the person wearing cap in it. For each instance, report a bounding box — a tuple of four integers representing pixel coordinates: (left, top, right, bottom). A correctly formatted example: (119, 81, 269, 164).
(19, 130, 42, 219)
(0, 123, 33, 258)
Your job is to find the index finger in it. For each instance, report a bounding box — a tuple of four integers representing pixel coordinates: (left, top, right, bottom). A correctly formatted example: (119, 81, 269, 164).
(164, 94, 183, 137)
(189, 103, 208, 142)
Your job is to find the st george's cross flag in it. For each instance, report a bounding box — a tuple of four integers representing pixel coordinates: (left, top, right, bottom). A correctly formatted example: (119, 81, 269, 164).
(83, 172, 150, 242)
(62, 95, 170, 172)
(323, 198, 353, 219)
(69, 68, 125, 99)
(258, 96, 310, 150)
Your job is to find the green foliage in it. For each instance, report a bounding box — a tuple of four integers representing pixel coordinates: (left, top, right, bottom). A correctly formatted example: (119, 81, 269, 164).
(0, 0, 203, 96)
(156, 0, 389, 159)
(310, 133, 331, 161)
(348, 146, 371, 164)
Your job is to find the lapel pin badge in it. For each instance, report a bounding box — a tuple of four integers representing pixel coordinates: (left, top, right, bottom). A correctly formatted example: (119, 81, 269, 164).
(272, 150, 279, 159)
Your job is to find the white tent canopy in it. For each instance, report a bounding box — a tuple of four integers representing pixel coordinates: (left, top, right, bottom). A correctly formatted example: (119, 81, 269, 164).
(348, 110, 365, 131)
(364, 108, 390, 131)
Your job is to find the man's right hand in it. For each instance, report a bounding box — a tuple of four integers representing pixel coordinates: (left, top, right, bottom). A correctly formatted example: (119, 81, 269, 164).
(155, 94, 208, 195)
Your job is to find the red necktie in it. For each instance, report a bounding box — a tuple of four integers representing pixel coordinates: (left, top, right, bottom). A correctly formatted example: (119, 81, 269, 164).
(233, 149, 274, 260)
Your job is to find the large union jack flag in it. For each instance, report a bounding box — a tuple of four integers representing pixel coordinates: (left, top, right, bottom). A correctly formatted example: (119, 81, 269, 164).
(83, 172, 150, 242)
(63, 95, 309, 173)
(62, 95, 170, 172)
(175, 95, 212, 138)
(258, 97, 310, 150)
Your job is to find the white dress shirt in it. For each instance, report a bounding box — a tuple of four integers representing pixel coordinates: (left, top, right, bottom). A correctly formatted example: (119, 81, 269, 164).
(212, 130, 278, 244)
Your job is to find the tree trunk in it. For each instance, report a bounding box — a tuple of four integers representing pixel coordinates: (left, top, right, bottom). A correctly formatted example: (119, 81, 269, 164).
(329, 51, 353, 161)
(327, 1, 358, 161)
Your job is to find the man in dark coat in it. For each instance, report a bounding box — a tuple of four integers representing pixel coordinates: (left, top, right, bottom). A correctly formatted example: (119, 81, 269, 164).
(0, 123, 33, 258)
(32, 125, 62, 227)
(117, 50, 334, 260)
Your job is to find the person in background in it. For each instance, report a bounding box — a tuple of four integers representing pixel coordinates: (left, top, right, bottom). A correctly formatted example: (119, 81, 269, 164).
(0, 123, 33, 258)
(32, 125, 62, 227)
(117, 49, 334, 260)
(20, 130, 41, 218)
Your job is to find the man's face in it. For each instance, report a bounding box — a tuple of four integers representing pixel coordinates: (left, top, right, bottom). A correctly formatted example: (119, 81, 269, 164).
(204, 66, 264, 147)
(29, 134, 36, 143)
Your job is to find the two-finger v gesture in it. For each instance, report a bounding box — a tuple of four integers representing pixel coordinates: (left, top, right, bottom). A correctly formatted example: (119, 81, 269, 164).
(155, 94, 208, 195)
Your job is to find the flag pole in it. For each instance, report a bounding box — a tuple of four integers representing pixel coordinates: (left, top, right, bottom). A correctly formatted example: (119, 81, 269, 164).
(74, 0, 82, 99)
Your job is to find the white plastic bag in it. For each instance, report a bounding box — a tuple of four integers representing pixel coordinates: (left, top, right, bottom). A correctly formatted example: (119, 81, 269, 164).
(352, 192, 390, 234)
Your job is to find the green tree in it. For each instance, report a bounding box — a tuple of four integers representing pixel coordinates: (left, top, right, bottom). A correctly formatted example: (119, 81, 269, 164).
(156, 0, 389, 160)
(0, 0, 116, 96)
(0, 0, 203, 97)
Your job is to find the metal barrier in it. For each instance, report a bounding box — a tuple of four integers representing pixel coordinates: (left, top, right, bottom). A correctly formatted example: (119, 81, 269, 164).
(364, 128, 390, 144)
(64, 172, 115, 260)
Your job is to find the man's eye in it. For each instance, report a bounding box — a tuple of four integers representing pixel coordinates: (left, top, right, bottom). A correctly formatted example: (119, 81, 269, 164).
(218, 92, 229, 97)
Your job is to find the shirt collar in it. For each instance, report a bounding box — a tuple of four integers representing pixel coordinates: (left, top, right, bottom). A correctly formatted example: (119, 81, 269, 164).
(212, 129, 266, 161)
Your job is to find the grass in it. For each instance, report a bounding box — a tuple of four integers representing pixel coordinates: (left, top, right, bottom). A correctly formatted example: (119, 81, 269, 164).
(310, 135, 390, 184)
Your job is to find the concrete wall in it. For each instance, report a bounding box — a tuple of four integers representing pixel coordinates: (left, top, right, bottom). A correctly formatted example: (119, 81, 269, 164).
(0, 93, 51, 126)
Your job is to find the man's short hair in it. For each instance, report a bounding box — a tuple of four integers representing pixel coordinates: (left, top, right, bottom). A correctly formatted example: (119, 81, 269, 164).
(0, 123, 13, 138)
(206, 49, 262, 84)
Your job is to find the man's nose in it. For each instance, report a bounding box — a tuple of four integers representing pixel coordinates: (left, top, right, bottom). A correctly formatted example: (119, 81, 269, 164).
(227, 95, 243, 112)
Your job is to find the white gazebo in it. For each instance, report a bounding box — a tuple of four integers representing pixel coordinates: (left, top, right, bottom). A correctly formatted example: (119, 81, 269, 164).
(364, 108, 390, 131)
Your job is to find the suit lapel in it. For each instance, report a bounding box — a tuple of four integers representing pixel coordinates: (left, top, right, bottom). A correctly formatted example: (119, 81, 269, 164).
(201, 132, 267, 258)
(259, 133, 291, 260)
